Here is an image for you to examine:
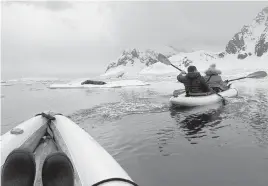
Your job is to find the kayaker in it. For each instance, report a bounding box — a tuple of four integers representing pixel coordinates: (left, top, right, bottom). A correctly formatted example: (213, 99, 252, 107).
(1, 148, 74, 186)
(177, 65, 212, 97)
(204, 64, 229, 93)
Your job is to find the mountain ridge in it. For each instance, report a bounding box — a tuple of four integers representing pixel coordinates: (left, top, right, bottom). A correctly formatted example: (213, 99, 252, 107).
(103, 7, 268, 78)
(225, 7, 268, 58)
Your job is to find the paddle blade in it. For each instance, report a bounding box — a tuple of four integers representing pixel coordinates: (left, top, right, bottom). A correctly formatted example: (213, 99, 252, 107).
(158, 53, 171, 65)
(247, 71, 267, 78)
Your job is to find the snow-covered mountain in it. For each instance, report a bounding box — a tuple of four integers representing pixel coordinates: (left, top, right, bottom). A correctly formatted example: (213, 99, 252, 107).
(105, 46, 179, 72)
(102, 46, 180, 78)
(102, 7, 268, 78)
(225, 7, 268, 58)
(102, 48, 220, 78)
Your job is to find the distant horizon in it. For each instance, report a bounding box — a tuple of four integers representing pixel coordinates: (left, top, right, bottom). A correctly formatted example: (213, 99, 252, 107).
(2, 71, 102, 81)
(0, 46, 225, 80)
(1, 44, 226, 80)
(2, 1, 267, 79)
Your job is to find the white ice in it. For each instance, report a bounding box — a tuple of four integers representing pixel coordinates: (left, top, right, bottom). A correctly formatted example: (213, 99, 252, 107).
(49, 80, 150, 89)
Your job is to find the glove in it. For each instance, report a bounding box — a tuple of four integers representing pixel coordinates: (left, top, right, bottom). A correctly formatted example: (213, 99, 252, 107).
(181, 70, 187, 74)
(173, 90, 180, 97)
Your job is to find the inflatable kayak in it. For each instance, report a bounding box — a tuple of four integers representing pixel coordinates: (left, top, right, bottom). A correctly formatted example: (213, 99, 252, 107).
(1, 112, 138, 186)
(170, 84, 238, 107)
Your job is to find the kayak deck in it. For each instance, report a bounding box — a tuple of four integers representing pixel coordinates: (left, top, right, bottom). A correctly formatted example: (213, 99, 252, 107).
(1, 113, 137, 186)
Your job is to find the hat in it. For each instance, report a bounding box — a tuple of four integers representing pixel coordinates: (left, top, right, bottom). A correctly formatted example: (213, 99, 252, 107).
(187, 66, 197, 72)
(210, 63, 216, 68)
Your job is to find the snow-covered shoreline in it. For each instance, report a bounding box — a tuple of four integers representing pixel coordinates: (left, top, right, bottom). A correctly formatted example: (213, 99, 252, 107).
(101, 52, 268, 79)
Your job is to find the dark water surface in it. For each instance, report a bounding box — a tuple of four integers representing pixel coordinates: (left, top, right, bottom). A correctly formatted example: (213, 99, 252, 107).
(1, 78, 268, 186)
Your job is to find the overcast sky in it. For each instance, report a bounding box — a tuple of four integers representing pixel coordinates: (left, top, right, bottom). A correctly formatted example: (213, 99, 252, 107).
(2, 1, 267, 79)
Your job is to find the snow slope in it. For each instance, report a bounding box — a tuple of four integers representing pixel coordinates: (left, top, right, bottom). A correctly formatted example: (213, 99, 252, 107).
(102, 50, 268, 80)
(102, 49, 223, 78)
(225, 7, 268, 58)
(102, 47, 178, 78)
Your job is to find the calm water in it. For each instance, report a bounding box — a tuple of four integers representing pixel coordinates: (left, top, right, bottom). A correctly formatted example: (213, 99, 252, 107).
(1, 77, 268, 186)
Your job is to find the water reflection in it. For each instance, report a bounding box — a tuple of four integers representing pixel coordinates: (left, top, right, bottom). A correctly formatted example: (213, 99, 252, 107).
(156, 105, 225, 156)
(170, 106, 224, 138)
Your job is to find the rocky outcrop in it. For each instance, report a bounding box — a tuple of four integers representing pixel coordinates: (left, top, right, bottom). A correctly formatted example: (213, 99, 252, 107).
(180, 57, 193, 68)
(225, 7, 268, 57)
(226, 33, 245, 54)
(237, 53, 248, 59)
(255, 27, 268, 56)
(105, 47, 177, 72)
(105, 49, 139, 72)
(217, 52, 226, 58)
(106, 62, 117, 72)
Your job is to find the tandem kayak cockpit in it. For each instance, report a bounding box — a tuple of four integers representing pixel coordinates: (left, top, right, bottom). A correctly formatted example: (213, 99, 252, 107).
(170, 84, 238, 107)
(1, 112, 138, 186)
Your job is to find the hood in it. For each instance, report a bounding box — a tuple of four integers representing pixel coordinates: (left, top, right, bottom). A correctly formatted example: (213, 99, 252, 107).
(186, 72, 201, 79)
(205, 68, 222, 76)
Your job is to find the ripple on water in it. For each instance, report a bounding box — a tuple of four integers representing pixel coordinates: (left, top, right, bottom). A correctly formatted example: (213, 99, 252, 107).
(69, 90, 170, 124)
(69, 80, 268, 149)
(225, 87, 268, 147)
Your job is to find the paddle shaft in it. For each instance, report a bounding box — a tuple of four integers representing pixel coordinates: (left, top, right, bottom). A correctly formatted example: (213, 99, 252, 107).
(227, 76, 246, 82)
(227, 71, 267, 82)
(214, 91, 226, 105)
(171, 64, 183, 71)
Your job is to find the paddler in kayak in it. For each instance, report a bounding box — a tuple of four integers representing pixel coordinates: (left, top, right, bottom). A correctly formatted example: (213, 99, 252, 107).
(204, 64, 229, 93)
(176, 66, 212, 97)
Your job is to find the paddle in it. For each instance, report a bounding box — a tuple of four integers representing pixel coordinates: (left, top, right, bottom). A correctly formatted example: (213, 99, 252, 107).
(220, 71, 267, 105)
(158, 53, 183, 71)
(214, 91, 226, 105)
(227, 71, 267, 82)
(217, 71, 267, 104)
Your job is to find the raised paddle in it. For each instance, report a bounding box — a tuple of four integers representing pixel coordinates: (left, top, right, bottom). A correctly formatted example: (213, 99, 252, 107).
(227, 71, 267, 82)
(158, 53, 183, 71)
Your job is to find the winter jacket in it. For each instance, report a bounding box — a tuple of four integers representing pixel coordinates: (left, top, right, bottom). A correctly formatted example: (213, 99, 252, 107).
(177, 72, 212, 96)
(204, 68, 228, 91)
